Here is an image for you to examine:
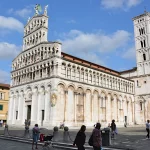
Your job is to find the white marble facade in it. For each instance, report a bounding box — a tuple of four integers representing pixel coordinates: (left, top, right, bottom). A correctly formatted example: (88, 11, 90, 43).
(8, 8, 135, 127)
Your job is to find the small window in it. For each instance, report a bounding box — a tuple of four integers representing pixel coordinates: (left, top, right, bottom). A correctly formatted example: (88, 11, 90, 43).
(16, 111, 18, 120)
(139, 29, 141, 35)
(140, 102, 142, 110)
(141, 41, 143, 48)
(144, 40, 146, 47)
(144, 81, 146, 83)
(0, 105, 3, 110)
(137, 80, 139, 86)
(143, 54, 146, 61)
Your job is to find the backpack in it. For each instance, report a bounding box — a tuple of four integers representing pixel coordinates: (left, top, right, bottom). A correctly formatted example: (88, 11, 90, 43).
(88, 134, 93, 146)
(33, 128, 39, 134)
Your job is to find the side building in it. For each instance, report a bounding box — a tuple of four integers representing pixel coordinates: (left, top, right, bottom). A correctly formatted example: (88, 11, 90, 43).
(0, 83, 10, 124)
(7, 8, 135, 127)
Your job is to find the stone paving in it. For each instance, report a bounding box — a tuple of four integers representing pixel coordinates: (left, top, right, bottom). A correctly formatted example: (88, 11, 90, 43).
(0, 126, 149, 150)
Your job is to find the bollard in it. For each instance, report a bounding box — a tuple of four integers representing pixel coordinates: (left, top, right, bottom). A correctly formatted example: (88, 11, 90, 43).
(63, 126, 69, 142)
(53, 131, 59, 142)
(53, 126, 59, 142)
(4, 124, 9, 136)
(63, 131, 69, 142)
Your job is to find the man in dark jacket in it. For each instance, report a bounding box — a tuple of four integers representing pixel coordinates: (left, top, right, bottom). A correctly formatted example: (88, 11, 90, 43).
(111, 119, 116, 139)
(73, 125, 86, 150)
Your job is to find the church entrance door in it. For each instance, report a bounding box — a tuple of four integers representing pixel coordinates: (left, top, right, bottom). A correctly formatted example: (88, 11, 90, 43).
(27, 105, 31, 121)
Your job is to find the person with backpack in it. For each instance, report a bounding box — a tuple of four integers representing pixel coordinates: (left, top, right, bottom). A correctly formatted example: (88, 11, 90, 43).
(73, 125, 86, 150)
(110, 119, 116, 139)
(32, 124, 40, 149)
(92, 123, 102, 150)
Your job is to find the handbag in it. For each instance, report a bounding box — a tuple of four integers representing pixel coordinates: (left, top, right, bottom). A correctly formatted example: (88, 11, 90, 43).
(88, 133, 93, 146)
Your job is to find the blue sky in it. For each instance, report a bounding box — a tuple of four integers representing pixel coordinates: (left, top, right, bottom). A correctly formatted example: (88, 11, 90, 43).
(0, 0, 149, 83)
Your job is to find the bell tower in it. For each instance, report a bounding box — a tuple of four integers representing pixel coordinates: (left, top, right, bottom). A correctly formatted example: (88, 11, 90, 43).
(23, 5, 49, 51)
(133, 11, 150, 76)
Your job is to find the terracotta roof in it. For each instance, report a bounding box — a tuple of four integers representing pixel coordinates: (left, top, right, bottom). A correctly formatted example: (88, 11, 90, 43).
(120, 67, 137, 74)
(0, 83, 10, 89)
(61, 52, 120, 76)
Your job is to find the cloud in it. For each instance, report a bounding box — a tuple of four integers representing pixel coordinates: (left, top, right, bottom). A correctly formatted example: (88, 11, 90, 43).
(67, 20, 76, 24)
(0, 16, 23, 32)
(122, 46, 136, 59)
(8, 6, 33, 18)
(101, 0, 142, 10)
(0, 70, 10, 84)
(58, 29, 131, 65)
(59, 29, 131, 53)
(0, 42, 21, 59)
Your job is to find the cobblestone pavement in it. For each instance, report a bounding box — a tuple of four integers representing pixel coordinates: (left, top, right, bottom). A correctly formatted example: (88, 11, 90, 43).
(0, 138, 61, 150)
(0, 126, 149, 150)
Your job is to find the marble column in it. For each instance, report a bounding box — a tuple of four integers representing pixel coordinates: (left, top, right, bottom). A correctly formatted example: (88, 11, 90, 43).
(117, 99, 120, 122)
(64, 90, 68, 122)
(106, 96, 110, 123)
(44, 90, 50, 123)
(12, 96, 16, 124)
(31, 90, 38, 124)
(22, 98, 27, 125)
(98, 95, 101, 122)
(74, 92, 77, 125)
(83, 93, 87, 123)
(37, 90, 45, 126)
(8, 95, 14, 122)
(108, 96, 112, 123)
(132, 102, 135, 124)
(18, 93, 24, 121)
(91, 95, 94, 122)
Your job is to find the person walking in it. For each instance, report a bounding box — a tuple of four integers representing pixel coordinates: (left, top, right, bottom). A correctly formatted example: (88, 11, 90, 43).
(92, 123, 102, 150)
(73, 125, 86, 150)
(146, 120, 150, 139)
(28, 119, 31, 127)
(32, 124, 40, 149)
(111, 119, 116, 139)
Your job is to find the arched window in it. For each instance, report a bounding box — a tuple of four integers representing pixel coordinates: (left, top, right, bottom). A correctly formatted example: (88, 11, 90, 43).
(137, 80, 139, 86)
(143, 53, 146, 61)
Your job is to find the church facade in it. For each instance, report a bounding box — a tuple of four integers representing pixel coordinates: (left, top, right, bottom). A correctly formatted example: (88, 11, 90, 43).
(8, 7, 147, 128)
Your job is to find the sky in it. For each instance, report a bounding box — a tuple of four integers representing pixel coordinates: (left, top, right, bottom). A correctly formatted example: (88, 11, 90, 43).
(0, 0, 149, 83)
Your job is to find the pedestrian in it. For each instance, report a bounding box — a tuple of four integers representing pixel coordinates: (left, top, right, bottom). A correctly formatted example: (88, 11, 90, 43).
(92, 123, 102, 150)
(110, 119, 116, 139)
(32, 124, 40, 150)
(24, 119, 27, 126)
(28, 119, 31, 127)
(1, 120, 3, 127)
(146, 120, 150, 139)
(73, 125, 86, 150)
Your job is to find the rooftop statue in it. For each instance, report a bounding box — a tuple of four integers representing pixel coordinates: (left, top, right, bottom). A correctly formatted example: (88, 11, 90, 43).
(44, 5, 48, 15)
(34, 4, 42, 15)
